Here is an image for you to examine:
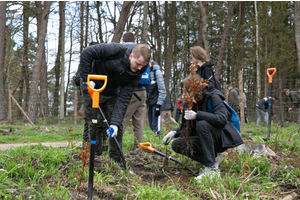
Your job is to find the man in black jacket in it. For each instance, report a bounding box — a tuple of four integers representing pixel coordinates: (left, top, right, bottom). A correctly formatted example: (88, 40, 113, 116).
(78, 42, 151, 163)
(256, 96, 278, 126)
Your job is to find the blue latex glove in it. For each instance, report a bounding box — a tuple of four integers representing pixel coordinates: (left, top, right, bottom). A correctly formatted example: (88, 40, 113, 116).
(106, 125, 118, 138)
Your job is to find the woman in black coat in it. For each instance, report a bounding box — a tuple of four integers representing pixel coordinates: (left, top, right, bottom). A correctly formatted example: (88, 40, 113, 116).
(162, 74, 243, 181)
(190, 46, 222, 92)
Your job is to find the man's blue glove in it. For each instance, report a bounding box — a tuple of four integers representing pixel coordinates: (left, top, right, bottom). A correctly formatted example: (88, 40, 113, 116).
(162, 131, 175, 145)
(106, 125, 118, 138)
(155, 105, 161, 117)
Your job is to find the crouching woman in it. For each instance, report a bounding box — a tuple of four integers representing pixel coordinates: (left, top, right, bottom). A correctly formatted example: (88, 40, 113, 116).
(162, 74, 243, 181)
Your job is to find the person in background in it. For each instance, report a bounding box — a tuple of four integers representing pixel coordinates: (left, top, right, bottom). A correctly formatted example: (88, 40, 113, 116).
(227, 86, 239, 116)
(175, 98, 184, 123)
(161, 96, 177, 125)
(175, 80, 187, 123)
(78, 42, 150, 166)
(283, 89, 300, 125)
(256, 96, 278, 126)
(190, 46, 222, 92)
(146, 60, 166, 137)
(162, 74, 243, 181)
(121, 32, 149, 149)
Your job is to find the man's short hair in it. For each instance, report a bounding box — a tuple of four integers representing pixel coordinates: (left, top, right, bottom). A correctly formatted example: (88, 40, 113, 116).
(272, 95, 278, 100)
(122, 32, 135, 42)
(283, 89, 289, 95)
(132, 44, 151, 63)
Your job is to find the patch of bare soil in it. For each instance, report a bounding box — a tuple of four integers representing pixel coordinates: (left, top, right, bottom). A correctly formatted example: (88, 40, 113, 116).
(67, 146, 300, 199)
(67, 148, 212, 199)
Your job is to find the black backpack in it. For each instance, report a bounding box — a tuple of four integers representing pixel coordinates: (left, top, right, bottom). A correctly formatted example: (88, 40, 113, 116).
(198, 67, 222, 92)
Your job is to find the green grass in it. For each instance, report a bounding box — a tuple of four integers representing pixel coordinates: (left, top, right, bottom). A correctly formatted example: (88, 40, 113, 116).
(0, 118, 299, 199)
(0, 119, 83, 144)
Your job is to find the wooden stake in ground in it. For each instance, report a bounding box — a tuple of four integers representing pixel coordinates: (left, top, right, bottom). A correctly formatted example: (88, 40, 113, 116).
(238, 71, 245, 129)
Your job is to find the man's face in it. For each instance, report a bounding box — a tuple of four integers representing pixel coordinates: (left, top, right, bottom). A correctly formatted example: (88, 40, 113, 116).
(129, 54, 148, 72)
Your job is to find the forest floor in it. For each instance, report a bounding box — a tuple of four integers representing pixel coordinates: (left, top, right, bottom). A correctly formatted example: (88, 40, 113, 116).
(2, 140, 300, 199)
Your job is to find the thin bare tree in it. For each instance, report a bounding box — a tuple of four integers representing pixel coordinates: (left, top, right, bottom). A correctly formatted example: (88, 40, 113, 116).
(17, 1, 30, 119)
(27, 1, 51, 123)
(0, 1, 6, 120)
(111, 1, 134, 43)
(153, 1, 162, 65)
(295, 1, 300, 78)
(80, 1, 84, 53)
(254, 1, 261, 102)
(141, 1, 148, 41)
(198, 1, 209, 54)
(59, 1, 66, 121)
(164, 1, 176, 95)
(215, 1, 235, 80)
(85, 1, 89, 47)
(96, 1, 104, 43)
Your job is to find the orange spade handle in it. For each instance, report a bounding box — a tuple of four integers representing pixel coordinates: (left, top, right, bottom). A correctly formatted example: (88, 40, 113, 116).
(87, 75, 107, 108)
(266, 68, 276, 83)
(139, 142, 155, 152)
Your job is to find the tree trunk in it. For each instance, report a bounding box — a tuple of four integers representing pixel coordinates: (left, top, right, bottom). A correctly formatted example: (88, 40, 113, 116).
(27, 1, 51, 123)
(85, 1, 89, 47)
(59, 1, 65, 120)
(295, 1, 300, 78)
(40, 49, 49, 116)
(215, 1, 235, 80)
(80, 1, 84, 53)
(0, 1, 6, 120)
(65, 8, 74, 115)
(96, 1, 103, 43)
(127, 3, 137, 32)
(198, 1, 209, 53)
(18, 2, 30, 119)
(164, 2, 168, 67)
(153, 1, 161, 65)
(164, 1, 176, 95)
(235, 2, 246, 86)
(111, 1, 133, 42)
(141, 1, 148, 41)
(254, 1, 261, 102)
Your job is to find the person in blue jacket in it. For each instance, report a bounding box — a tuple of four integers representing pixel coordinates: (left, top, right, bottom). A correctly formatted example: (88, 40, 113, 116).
(146, 60, 166, 137)
(121, 32, 149, 149)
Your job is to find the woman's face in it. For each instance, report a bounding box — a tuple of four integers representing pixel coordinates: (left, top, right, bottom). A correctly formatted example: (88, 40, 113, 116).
(190, 54, 203, 66)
